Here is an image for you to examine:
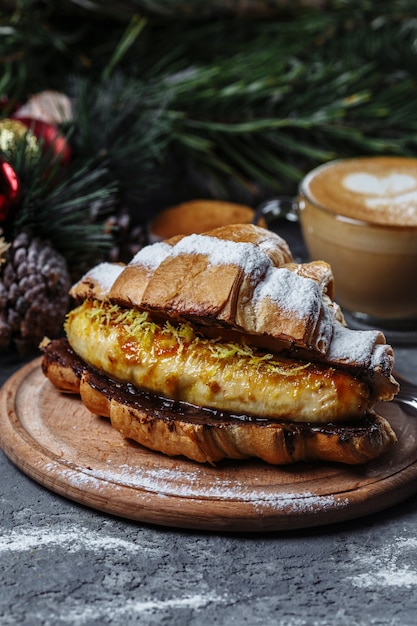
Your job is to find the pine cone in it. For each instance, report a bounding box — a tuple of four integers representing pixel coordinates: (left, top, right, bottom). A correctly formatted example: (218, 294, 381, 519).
(106, 209, 148, 264)
(0, 231, 71, 355)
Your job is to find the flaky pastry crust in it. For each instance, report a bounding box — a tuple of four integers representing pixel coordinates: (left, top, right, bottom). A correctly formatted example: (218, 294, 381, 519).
(42, 224, 399, 466)
(70, 225, 398, 402)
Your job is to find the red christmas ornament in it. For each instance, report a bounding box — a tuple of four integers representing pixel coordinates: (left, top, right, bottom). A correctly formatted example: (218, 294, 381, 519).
(13, 116, 71, 166)
(0, 159, 20, 221)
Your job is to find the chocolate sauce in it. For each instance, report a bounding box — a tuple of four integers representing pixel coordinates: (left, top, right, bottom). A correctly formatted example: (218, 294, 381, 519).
(43, 338, 379, 443)
(41, 337, 85, 380)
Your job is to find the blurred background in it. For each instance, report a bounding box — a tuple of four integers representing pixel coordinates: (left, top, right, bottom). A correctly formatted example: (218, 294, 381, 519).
(1, 0, 417, 352)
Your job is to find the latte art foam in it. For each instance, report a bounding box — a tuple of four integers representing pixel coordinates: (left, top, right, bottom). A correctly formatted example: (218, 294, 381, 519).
(302, 157, 417, 226)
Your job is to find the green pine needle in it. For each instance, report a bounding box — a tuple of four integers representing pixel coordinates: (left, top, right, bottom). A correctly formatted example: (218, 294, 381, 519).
(1, 135, 119, 276)
(68, 73, 174, 209)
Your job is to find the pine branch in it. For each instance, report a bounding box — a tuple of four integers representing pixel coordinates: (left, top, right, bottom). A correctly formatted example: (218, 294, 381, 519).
(68, 73, 176, 215)
(155, 13, 417, 197)
(1, 135, 119, 277)
(4, 0, 417, 204)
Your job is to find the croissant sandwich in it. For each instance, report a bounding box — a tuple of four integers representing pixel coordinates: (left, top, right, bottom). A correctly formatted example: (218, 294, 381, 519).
(41, 224, 399, 465)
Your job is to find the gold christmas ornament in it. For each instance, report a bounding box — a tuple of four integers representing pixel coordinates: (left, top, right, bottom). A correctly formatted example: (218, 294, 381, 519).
(0, 230, 10, 265)
(0, 119, 39, 161)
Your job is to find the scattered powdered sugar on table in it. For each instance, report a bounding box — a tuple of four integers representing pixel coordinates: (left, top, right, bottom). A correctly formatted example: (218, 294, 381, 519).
(1, 521, 227, 621)
(0, 525, 143, 555)
(347, 536, 417, 589)
(38, 591, 226, 624)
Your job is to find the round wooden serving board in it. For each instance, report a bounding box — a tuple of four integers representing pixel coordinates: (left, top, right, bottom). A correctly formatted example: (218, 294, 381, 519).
(1, 358, 417, 532)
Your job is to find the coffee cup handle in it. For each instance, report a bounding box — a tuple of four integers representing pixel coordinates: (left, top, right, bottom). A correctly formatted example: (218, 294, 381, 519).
(253, 196, 299, 227)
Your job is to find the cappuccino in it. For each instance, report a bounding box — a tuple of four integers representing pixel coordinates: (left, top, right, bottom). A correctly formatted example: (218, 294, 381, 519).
(298, 157, 417, 326)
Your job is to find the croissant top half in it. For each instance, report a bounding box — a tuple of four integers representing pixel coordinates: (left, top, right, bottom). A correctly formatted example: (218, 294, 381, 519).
(70, 224, 398, 403)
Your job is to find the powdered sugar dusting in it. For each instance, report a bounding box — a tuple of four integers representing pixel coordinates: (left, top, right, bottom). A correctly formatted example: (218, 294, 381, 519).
(258, 235, 289, 260)
(371, 342, 394, 373)
(172, 233, 271, 279)
(253, 267, 322, 320)
(43, 462, 348, 515)
(348, 537, 417, 589)
(20, 584, 225, 624)
(54, 593, 225, 624)
(327, 322, 385, 367)
(76, 263, 124, 292)
(313, 303, 334, 350)
(0, 525, 142, 555)
(131, 233, 273, 283)
(1, 526, 228, 617)
(131, 241, 173, 269)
